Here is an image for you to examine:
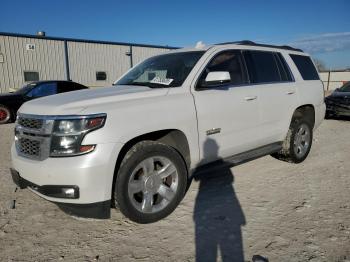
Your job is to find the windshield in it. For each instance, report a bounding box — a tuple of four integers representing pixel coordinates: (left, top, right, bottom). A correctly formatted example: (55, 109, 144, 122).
(15, 83, 37, 94)
(116, 51, 205, 88)
(338, 82, 350, 92)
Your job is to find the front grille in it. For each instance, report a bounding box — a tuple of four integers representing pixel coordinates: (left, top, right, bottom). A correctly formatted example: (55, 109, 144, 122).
(18, 138, 41, 157)
(15, 114, 52, 161)
(18, 117, 43, 129)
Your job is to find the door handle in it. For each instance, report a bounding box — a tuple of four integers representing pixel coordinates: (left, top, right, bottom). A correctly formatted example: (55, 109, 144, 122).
(286, 91, 295, 95)
(244, 96, 257, 101)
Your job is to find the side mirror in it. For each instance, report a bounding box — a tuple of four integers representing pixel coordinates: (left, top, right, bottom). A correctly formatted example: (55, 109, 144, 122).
(202, 71, 231, 87)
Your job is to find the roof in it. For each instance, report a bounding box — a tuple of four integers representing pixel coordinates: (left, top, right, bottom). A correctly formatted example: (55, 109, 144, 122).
(0, 31, 179, 50)
(215, 40, 303, 52)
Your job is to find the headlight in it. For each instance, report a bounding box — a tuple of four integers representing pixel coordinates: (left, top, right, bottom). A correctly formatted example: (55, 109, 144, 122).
(50, 114, 106, 157)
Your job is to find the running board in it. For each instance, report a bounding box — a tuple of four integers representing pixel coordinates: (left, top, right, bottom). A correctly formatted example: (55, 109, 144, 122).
(192, 142, 282, 176)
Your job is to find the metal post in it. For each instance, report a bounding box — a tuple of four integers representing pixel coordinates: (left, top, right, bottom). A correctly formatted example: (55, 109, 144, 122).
(327, 69, 331, 91)
(129, 45, 133, 68)
(64, 40, 71, 81)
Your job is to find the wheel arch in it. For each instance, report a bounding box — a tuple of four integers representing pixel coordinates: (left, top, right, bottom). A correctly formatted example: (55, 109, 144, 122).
(291, 104, 315, 128)
(111, 129, 191, 203)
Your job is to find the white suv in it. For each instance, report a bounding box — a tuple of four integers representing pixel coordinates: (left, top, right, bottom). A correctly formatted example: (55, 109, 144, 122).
(11, 41, 325, 223)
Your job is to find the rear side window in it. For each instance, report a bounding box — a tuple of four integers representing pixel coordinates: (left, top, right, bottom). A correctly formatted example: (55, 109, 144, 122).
(243, 51, 281, 83)
(275, 53, 293, 82)
(290, 54, 319, 80)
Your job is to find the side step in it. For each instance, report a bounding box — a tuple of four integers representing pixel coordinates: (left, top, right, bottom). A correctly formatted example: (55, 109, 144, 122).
(192, 142, 282, 176)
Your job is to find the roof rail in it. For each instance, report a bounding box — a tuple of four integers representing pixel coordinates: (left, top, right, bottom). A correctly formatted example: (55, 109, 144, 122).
(216, 40, 303, 52)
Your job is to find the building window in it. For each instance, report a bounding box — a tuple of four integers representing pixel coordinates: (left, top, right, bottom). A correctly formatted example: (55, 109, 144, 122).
(24, 71, 39, 82)
(96, 71, 107, 81)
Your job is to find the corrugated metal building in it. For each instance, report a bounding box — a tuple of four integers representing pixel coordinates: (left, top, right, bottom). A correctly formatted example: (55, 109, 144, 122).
(0, 32, 176, 93)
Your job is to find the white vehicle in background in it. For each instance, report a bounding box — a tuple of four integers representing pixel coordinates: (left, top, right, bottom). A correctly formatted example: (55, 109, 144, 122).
(11, 41, 325, 223)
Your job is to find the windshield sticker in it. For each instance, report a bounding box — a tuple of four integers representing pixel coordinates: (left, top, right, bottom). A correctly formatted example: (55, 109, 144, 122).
(150, 77, 174, 86)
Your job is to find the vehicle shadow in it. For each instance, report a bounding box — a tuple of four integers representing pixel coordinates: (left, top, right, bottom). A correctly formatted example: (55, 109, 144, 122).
(325, 115, 350, 121)
(192, 138, 246, 262)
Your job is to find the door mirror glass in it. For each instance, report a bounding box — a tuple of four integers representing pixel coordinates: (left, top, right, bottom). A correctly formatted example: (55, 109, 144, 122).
(204, 71, 231, 86)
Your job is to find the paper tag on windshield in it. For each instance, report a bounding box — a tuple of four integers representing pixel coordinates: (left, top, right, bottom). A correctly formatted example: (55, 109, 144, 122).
(150, 77, 174, 86)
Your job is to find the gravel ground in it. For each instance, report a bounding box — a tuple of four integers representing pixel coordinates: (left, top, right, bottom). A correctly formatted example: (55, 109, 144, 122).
(0, 119, 349, 262)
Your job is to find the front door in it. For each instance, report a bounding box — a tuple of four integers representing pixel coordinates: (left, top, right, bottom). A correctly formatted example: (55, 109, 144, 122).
(192, 50, 261, 164)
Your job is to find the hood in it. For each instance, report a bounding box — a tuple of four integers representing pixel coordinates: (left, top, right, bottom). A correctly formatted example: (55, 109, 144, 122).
(332, 90, 350, 96)
(19, 85, 169, 115)
(0, 92, 21, 100)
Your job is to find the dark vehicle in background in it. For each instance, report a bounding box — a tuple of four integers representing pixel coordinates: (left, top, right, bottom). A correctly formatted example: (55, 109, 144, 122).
(0, 80, 88, 124)
(325, 81, 350, 118)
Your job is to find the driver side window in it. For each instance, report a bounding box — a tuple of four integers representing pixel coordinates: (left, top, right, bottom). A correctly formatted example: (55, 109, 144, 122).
(27, 82, 58, 98)
(198, 50, 248, 88)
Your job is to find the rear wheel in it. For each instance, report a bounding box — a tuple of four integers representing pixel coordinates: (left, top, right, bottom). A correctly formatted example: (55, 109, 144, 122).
(0, 105, 11, 124)
(114, 141, 188, 223)
(272, 119, 313, 163)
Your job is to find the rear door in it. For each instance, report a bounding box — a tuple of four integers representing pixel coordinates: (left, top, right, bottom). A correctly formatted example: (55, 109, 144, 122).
(192, 50, 262, 163)
(243, 50, 298, 144)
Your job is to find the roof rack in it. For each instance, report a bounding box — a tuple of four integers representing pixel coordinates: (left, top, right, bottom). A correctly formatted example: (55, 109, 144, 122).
(216, 40, 303, 52)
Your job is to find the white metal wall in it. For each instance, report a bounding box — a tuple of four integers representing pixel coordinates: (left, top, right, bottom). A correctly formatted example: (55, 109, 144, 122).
(0, 34, 174, 93)
(0, 35, 66, 93)
(67, 42, 131, 88)
(320, 71, 350, 90)
(132, 46, 170, 65)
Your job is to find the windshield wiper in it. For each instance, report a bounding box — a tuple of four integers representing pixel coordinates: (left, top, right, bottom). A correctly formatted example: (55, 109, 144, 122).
(120, 82, 170, 88)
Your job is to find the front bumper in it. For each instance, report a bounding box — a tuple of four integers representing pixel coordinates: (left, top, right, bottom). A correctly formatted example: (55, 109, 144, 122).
(11, 168, 80, 198)
(11, 142, 123, 218)
(10, 168, 110, 219)
(326, 103, 350, 117)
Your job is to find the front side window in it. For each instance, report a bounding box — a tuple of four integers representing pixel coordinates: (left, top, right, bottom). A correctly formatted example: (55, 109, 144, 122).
(243, 51, 281, 83)
(198, 50, 248, 87)
(27, 82, 57, 98)
(116, 51, 205, 88)
(290, 54, 319, 80)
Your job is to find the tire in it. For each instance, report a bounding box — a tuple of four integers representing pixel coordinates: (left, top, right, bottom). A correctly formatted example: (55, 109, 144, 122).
(114, 141, 188, 223)
(271, 119, 313, 163)
(0, 105, 11, 124)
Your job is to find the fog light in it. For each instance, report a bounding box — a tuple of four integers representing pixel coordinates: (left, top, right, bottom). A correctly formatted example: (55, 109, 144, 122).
(63, 188, 76, 197)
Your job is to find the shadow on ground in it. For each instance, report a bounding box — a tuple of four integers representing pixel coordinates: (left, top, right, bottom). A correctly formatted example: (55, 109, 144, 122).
(192, 138, 246, 262)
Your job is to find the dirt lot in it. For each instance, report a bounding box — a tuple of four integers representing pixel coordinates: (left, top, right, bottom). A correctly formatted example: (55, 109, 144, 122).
(0, 120, 349, 262)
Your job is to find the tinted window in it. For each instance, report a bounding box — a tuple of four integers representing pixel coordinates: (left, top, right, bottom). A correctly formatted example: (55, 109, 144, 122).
(290, 54, 319, 80)
(275, 53, 293, 82)
(198, 50, 248, 87)
(24, 71, 39, 82)
(339, 82, 350, 92)
(27, 82, 57, 97)
(243, 51, 280, 83)
(96, 72, 107, 81)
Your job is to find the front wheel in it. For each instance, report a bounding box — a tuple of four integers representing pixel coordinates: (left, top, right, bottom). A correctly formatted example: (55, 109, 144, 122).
(114, 141, 188, 223)
(272, 119, 313, 163)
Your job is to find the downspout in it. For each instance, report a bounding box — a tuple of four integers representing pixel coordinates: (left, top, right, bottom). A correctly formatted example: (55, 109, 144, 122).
(64, 40, 71, 80)
(126, 45, 133, 68)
